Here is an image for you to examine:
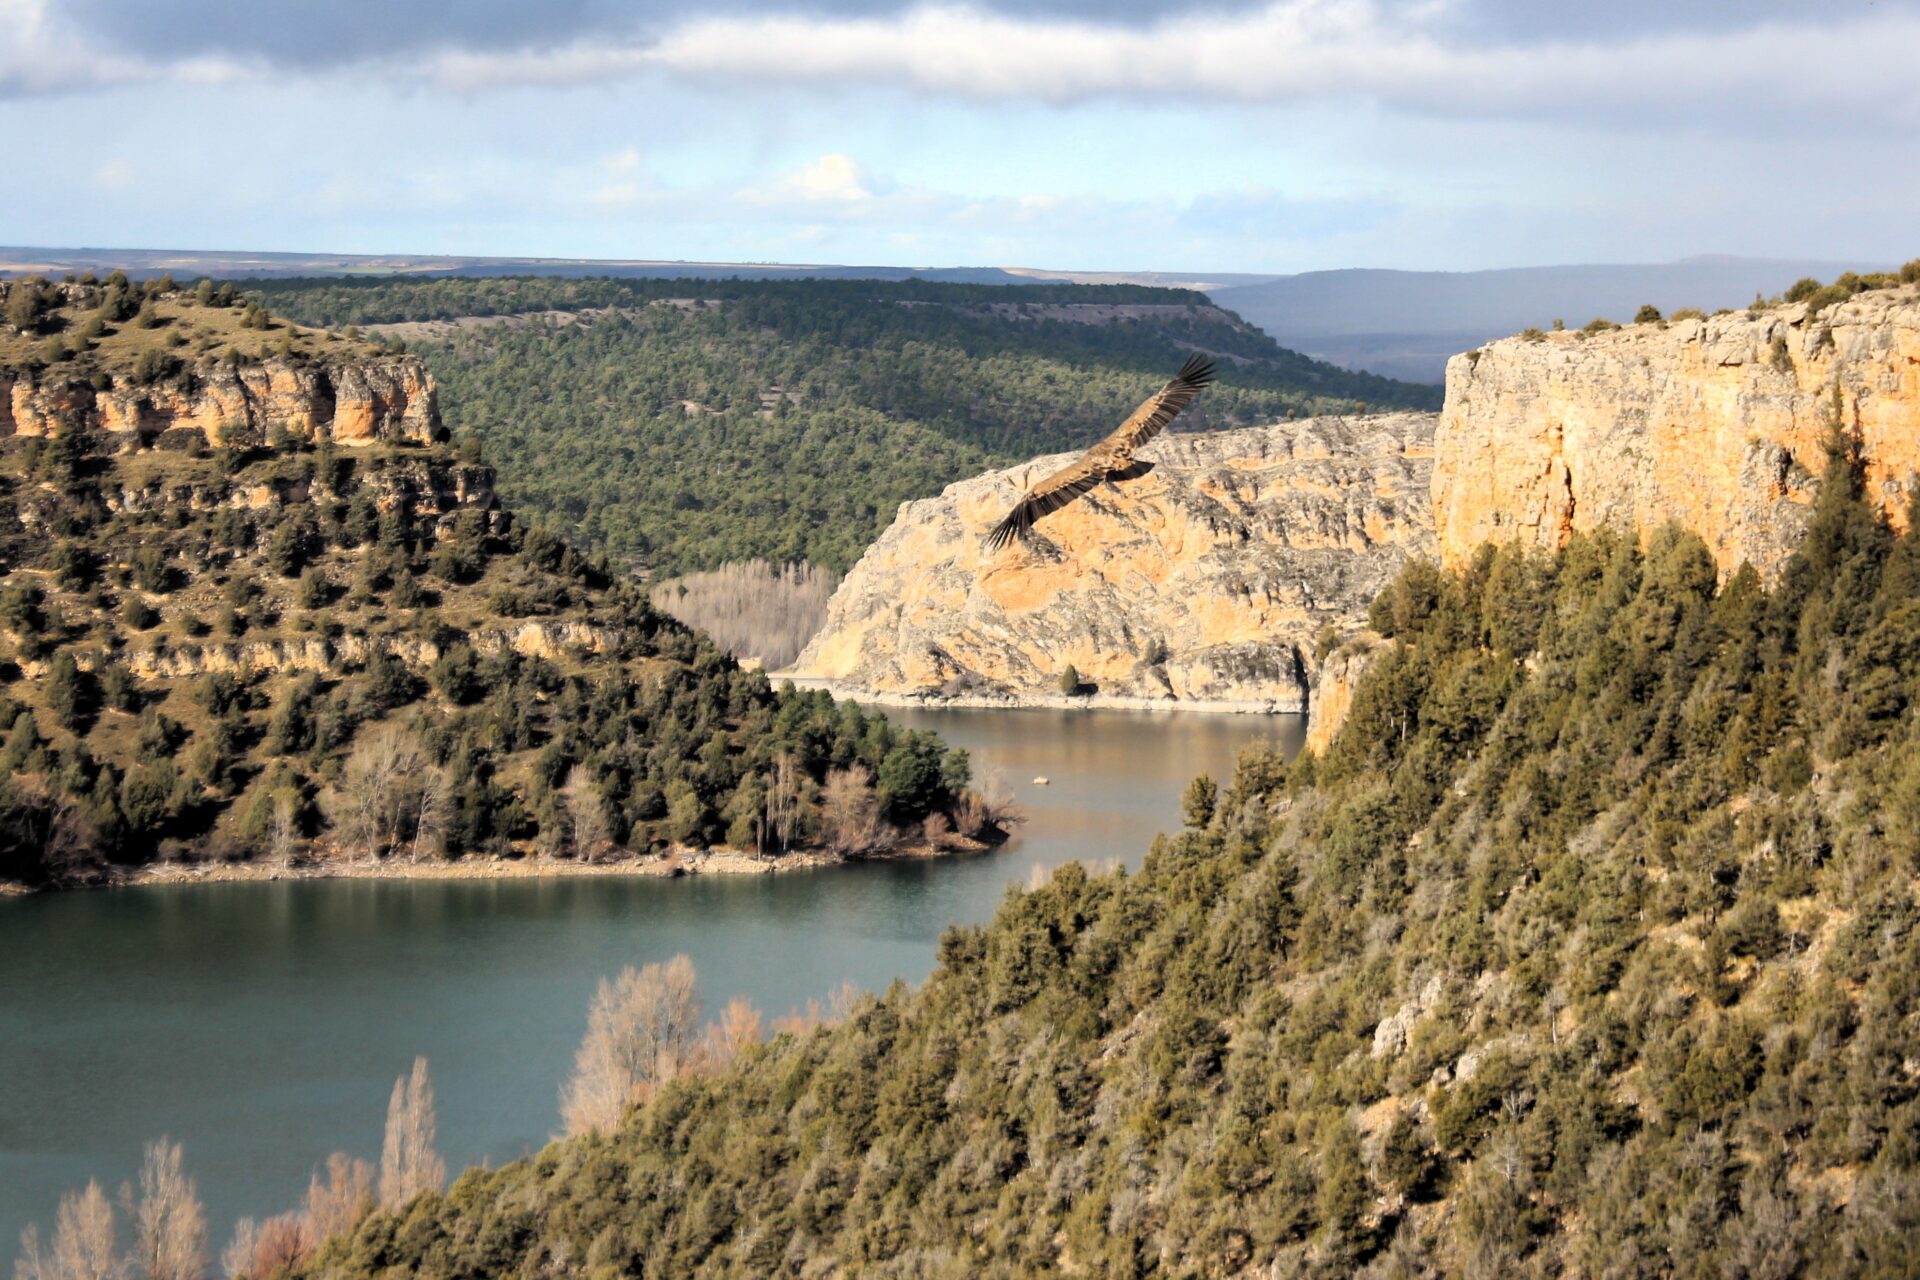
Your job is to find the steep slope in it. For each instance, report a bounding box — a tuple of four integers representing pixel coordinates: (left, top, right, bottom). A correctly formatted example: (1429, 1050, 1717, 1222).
(0, 277, 977, 887)
(1434, 274, 1920, 577)
(290, 443, 1920, 1280)
(790, 414, 1436, 709)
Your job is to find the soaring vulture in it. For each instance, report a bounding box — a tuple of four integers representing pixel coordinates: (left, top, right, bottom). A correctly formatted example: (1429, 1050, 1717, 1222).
(983, 353, 1216, 553)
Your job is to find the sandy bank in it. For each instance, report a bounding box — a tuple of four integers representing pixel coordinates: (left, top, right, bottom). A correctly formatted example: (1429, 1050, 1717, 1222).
(5, 839, 990, 896)
(775, 675, 1302, 716)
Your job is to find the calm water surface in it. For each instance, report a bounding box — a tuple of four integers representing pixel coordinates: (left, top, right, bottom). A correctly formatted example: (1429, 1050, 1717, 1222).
(0, 707, 1300, 1248)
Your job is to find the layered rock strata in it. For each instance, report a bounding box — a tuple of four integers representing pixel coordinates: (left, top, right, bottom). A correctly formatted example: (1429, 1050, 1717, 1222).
(1433, 288, 1920, 576)
(0, 355, 442, 448)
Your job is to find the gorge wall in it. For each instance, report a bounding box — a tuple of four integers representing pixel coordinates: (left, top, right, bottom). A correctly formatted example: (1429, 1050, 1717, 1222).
(788, 414, 1435, 710)
(0, 355, 442, 449)
(1433, 286, 1920, 576)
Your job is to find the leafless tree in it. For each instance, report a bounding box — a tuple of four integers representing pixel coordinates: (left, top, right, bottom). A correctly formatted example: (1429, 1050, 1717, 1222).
(650, 559, 837, 669)
(267, 789, 301, 866)
(952, 770, 1023, 840)
(764, 754, 805, 855)
(409, 767, 450, 862)
(15, 1180, 117, 1280)
(378, 1057, 445, 1213)
(325, 728, 427, 860)
(561, 955, 704, 1137)
(218, 1219, 258, 1280)
(227, 1214, 307, 1280)
(301, 1153, 374, 1250)
(562, 765, 612, 861)
(821, 764, 891, 854)
(698, 996, 764, 1072)
(121, 1138, 206, 1280)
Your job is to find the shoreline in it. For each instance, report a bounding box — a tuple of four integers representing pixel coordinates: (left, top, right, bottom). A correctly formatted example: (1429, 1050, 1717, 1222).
(774, 675, 1305, 716)
(3, 838, 993, 897)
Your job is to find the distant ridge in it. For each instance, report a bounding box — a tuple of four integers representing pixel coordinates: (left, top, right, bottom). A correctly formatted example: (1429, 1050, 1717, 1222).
(2, 247, 1892, 383)
(0, 245, 1040, 286)
(1206, 256, 1884, 382)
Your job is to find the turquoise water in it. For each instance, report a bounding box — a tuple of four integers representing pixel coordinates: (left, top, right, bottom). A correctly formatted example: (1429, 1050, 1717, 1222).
(0, 707, 1301, 1251)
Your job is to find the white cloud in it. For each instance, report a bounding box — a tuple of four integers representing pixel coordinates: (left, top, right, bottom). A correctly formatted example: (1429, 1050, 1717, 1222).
(92, 158, 135, 191)
(789, 154, 872, 202)
(8, 0, 1917, 136)
(411, 1, 1920, 132)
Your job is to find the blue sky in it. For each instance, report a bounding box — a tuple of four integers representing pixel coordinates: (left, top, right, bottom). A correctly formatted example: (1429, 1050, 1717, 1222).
(3, 0, 1916, 273)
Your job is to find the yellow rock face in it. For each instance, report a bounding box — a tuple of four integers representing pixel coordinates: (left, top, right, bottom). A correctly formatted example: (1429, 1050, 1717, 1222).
(0, 355, 442, 448)
(1433, 288, 1920, 577)
(791, 415, 1437, 708)
(1305, 632, 1389, 755)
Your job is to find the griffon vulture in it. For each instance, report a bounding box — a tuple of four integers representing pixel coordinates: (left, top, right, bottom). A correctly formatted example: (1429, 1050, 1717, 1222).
(983, 353, 1216, 553)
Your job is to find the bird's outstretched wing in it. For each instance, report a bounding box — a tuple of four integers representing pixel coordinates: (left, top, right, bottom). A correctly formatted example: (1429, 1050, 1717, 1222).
(1103, 352, 1216, 453)
(983, 462, 1105, 553)
(982, 354, 1215, 552)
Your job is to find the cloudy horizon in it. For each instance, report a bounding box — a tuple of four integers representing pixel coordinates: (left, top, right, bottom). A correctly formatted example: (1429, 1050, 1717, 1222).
(4, 0, 1915, 273)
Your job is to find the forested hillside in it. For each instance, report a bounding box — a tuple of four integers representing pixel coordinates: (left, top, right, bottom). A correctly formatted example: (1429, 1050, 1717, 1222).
(254, 277, 1438, 573)
(0, 277, 982, 887)
(287, 434, 1920, 1277)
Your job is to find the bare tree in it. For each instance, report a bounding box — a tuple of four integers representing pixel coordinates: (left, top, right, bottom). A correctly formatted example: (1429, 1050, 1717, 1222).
(561, 955, 704, 1137)
(409, 767, 450, 862)
(764, 754, 804, 855)
(301, 1153, 373, 1249)
(952, 770, 1023, 840)
(650, 559, 837, 669)
(233, 1215, 307, 1279)
(378, 1057, 444, 1213)
(821, 764, 891, 855)
(218, 1219, 258, 1280)
(267, 789, 301, 866)
(698, 996, 764, 1072)
(121, 1138, 206, 1280)
(325, 728, 426, 860)
(562, 766, 612, 861)
(15, 1180, 117, 1280)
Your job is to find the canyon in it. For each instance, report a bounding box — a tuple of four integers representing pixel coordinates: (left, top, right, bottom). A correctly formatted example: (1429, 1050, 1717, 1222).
(797, 283, 1920, 716)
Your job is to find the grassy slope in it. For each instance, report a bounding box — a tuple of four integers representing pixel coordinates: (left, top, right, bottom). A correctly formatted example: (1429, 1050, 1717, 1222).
(296, 440, 1920, 1279)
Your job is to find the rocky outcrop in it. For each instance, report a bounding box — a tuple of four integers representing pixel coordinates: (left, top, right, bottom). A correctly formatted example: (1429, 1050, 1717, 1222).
(790, 415, 1436, 709)
(113, 621, 622, 681)
(1305, 631, 1390, 754)
(1433, 287, 1920, 576)
(16, 455, 498, 538)
(0, 355, 442, 448)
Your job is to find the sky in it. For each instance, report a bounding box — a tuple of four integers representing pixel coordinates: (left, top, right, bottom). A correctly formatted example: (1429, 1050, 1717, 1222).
(2, 0, 1916, 274)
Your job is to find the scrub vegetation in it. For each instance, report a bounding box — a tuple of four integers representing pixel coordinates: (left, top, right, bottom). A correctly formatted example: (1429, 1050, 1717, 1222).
(226, 430, 1920, 1277)
(0, 282, 988, 887)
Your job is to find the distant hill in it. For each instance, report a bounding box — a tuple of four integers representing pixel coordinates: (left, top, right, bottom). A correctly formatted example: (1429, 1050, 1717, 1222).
(1209, 257, 1883, 382)
(0, 245, 1045, 286)
(253, 275, 1437, 575)
(0, 275, 978, 887)
(9, 248, 1895, 384)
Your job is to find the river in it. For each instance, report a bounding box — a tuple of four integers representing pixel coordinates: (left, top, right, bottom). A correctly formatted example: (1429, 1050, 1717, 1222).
(0, 707, 1301, 1252)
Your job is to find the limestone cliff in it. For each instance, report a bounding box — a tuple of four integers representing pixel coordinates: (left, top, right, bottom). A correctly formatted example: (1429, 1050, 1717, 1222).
(1433, 286, 1920, 576)
(0, 355, 441, 449)
(1305, 632, 1389, 754)
(789, 415, 1435, 710)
